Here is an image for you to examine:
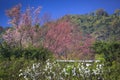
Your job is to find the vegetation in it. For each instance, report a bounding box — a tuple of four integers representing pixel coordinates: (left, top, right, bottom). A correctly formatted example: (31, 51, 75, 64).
(61, 9, 120, 41)
(0, 4, 120, 80)
(93, 41, 120, 63)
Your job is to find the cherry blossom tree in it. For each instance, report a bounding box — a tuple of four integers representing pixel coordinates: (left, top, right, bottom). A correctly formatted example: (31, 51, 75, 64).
(43, 20, 94, 59)
(44, 21, 73, 56)
(6, 4, 21, 27)
(3, 4, 94, 59)
(3, 5, 42, 48)
(41, 13, 51, 24)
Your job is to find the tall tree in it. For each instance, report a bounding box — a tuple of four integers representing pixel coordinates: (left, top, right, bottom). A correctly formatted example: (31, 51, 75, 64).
(114, 9, 120, 16)
(0, 26, 3, 33)
(3, 5, 42, 48)
(95, 9, 108, 16)
(6, 4, 21, 27)
(43, 20, 94, 59)
(41, 13, 51, 25)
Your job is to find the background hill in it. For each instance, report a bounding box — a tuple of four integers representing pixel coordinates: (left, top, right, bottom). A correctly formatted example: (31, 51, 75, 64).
(59, 9, 120, 41)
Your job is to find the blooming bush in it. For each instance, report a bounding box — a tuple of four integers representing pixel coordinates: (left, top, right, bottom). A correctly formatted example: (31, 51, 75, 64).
(19, 60, 104, 80)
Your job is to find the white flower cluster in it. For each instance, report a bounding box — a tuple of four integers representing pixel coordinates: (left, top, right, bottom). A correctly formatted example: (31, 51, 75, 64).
(19, 60, 104, 80)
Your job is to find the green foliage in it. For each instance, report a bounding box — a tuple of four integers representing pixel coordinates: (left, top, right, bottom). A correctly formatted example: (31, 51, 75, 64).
(23, 46, 53, 61)
(61, 12, 120, 41)
(0, 58, 35, 80)
(0, 8, 120, 79)
(0, 59, 120, 80)
(93, 41, 120, 62)
(17, 60, 120, 80)
(0, 42, 11, 60)
(114, 9, 120, 16)
(102, 61, 120, 80)
(0, 42, 53, 80)
(95, 8, 108, 16)
(95, 54, 105, 62)
(0, 42, 53, 61)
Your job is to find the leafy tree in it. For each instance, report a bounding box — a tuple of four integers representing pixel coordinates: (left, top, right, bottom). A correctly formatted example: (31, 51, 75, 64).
(95, 9, 108, 16)
(0, 26, 3, 32)
(0, 42, 11, 60)
(93, 41, 120, 63)
(114, 9, 120, 16)
(23, 46, 53, 61)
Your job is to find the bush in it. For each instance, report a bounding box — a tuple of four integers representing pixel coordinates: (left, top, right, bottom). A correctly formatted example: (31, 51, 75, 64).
(0, 42, 53, 61)
(92, 41, 120, 80)
(0, 42, 12, 60)
(92, 41, 120, 63)
(0, 58, 36, 80)
(23, 46, 53, 61)
(0, 43, 53, 80)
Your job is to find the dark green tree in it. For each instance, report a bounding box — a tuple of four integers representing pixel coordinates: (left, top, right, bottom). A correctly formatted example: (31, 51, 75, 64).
(95, 9, 108, 16)
(114, 9, 120, 16)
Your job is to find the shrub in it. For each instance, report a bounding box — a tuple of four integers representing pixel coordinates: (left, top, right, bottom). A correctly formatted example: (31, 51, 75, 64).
(23, 46, 53, 61)
(0, 42, 12, 60)
(0, 42, 53, 61)
(92, 41, 120, 63)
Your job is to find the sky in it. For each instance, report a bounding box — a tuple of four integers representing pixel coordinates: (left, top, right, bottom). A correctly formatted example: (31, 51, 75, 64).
(0, 0, 120, 27)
